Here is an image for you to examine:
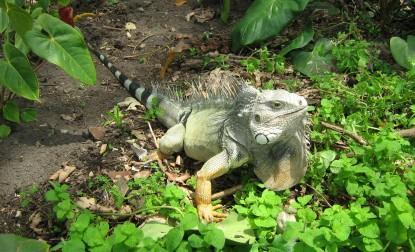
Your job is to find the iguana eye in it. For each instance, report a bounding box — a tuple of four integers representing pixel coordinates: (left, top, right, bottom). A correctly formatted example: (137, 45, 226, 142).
(254, 114, 261, 122)
(273, 102, 282, 108)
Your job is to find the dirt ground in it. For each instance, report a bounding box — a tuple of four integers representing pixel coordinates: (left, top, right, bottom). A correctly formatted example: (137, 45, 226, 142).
(0, 0, 250, 234)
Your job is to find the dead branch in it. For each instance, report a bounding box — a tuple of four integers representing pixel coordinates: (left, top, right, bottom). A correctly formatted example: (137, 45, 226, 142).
(321, 121, 367, 145)
(211, 184, 243, 200)
(397, 127, 415, 138)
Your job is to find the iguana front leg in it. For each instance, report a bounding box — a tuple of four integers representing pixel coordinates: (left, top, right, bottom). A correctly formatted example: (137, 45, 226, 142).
(195, 150, 230, 223)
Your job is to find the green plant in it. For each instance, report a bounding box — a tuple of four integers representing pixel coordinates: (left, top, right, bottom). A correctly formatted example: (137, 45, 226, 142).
(143, 97, 162, 122)
(241, 47, 285, 74)
(231, 0, 310, 51)
(0, 0, 96, 138)
(105, 105, 124, 128)
(19, 184, 39, 208)
(45, 182, 75, 221)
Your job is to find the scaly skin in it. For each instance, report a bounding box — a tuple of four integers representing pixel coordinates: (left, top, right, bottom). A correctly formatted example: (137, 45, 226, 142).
(91, 47, 309, 223)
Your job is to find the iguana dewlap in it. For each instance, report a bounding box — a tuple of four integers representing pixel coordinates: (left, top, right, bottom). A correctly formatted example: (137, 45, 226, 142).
(91, 48, 309, 222)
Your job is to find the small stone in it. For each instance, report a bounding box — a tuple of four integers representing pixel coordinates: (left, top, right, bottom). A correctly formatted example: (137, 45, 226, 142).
(143, 0, 152, 6)
(130, 143, 148, 161)
(89, 171, 94, 177)
(277, 211, 296, 231)
(138, 7, 144, 12)
(60, 129, 69, 134)
(15, 210, 22, 218)
(88, 127, 106, 141)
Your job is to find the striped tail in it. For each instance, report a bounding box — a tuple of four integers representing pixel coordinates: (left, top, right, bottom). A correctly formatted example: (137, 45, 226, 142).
(88, 46, 154, 108)
(88, 46, 182, 128)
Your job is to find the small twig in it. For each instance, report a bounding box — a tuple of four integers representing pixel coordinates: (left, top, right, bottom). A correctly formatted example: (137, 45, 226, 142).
(96, 205, 184, 218)
(34, 60, 46, 72)
(102, 25, 123, 31)
(397, 127, 415, 138)
(147, 121, 159, 148)
(321, 121, 367, 145)
(304, 183, 332, 207)
(211, 184, 243, 200)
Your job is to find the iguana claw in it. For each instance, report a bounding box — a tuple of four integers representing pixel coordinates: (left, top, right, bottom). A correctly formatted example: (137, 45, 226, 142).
(197, 203, 227, 223)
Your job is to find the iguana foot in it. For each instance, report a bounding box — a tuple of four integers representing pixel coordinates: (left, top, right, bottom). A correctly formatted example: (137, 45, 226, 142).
(197, 204, 227, 223)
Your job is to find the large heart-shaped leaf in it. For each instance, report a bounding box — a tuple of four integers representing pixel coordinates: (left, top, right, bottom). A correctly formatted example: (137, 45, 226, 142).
(292, 38, 335, 77)
(23, 13, 96, 85)
(231, 0, 310, 51)
(390, 36, 415, 70)
(279, 23, 314, 56)
(0, 8, 9, 32)
(0, 42, 39, 100)
(7, 3, 33, 35)
(0, 233, 49, 252)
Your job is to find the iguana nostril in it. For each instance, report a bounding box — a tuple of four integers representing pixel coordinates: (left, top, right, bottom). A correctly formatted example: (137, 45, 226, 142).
(254, 114, 261, 122)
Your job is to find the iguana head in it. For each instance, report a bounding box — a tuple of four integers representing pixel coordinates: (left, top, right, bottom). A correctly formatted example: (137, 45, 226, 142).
(249, 89, 307, 145)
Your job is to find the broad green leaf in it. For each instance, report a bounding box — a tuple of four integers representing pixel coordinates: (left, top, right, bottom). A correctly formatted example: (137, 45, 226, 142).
(61, 238, 85, 252)
(3, 101, 19, 122)
(0, 8, 9, 32)
(0, 42, 39, 100)
(292, 38, 335, 77)
(181, 213, 199, 230)
(0, 124, 11, 138)
(231, 0, 310, 51)
(0, 233, 49, 252)
(36, 0, 49, 11)
(204, 228, 225, 249)
(165, 227, 184, 251)
(390, 36, 415, 70)
(220, 0, 230, 23)
(386, 220, 407, 244)
(140, 221, 172, 240)
(30, 7, 43, 19)
(20, 108, 37, 122)
(217, 211, 256, 244)
(188, 234, 205, 248)
(358, 221, 380, 238)
(279, 24, 314, 56)
(15, 33, 30, 55)
(23, 14, 96, 85)
(7, 3, 33, 35)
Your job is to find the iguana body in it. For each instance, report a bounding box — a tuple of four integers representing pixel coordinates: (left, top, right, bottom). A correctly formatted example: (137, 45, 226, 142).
(90, 48, 309, 222)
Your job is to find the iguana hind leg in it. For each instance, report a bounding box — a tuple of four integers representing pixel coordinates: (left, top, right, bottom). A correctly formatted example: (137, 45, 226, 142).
(195, 150, 230, 223)
(159, 123, 185, 155)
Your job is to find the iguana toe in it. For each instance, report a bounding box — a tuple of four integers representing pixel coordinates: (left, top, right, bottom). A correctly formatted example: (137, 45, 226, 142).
(197, 204, 227, 223)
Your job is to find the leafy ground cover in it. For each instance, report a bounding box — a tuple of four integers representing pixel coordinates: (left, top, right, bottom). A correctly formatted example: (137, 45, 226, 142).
(0, 0, 414, 251)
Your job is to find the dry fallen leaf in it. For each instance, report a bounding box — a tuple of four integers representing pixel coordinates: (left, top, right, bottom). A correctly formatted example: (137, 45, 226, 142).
(89, 126, 106, 140)
(100, 144, 108, 155)
(133, 169, 151, 179)
(76, 197, 115, 213)
(160, 40, 191, 79)
(186, 8, 215, 23)
(117, 97, 142, 111)
(29, 211, 44, 234)
(49, 164, 76, 183)
(107, 170, 132, 182)
(175, 0, 186, 6)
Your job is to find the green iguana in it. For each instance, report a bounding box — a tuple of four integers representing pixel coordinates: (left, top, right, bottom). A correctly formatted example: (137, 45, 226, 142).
(90, 47, 309, 223)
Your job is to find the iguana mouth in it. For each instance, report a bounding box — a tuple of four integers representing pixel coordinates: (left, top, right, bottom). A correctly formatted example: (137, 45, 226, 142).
(281, 106, 307, 117)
